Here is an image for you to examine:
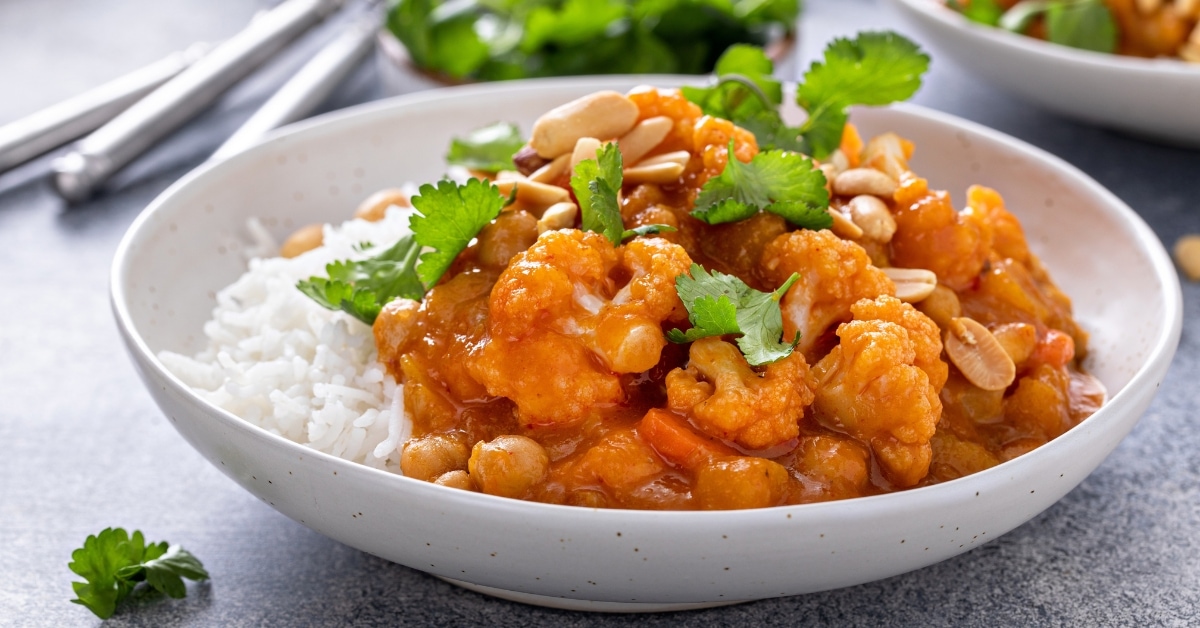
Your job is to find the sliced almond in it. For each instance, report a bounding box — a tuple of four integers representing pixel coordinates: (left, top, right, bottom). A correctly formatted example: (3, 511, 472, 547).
(833, 168, 898, 198)
(617, 116, 672, 165)
(846, 194, 897, 242)
(944, 317, 1016, 391)
(528, 153, 570, 184)
(623, 161, 685, 185)
(353, 188, 410, 222)
(634, 150, 691, 168)
(536, 202, 579, 234)
(828, 208, 863, 240)
(530, 91, 640, 159)
(882, 267, 937, 303)
(570, 137, 604, 170)
(493, 177, 571, 208)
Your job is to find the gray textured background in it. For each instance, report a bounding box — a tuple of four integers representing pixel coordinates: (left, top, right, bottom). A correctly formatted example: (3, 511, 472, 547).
(1, 0, 1197, 625)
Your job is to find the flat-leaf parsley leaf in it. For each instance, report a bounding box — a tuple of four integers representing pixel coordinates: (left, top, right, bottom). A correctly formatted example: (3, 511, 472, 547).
(69, 528, 209, 619)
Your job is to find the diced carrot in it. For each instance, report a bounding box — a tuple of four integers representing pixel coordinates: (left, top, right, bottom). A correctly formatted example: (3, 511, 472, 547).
(636, 408, 737, 471)
(1031, 329, 1075, 369)
(840, 123, 863, 168)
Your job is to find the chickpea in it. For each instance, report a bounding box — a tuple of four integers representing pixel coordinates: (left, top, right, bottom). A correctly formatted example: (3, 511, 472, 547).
(915, 284, 961, 330)
(468, 435, 550, 499)
(433, 470, 477, 491)
(400, 433, 470, 482)
(354, 188, 410, 222)
(694, 457, 790, 510)
(476, 210, 537, 268)
(280, 223, 324, 258)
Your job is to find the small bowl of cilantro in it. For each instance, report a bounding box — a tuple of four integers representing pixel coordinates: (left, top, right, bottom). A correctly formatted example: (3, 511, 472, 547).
(889, 0, 1200, 146)
(380, 0, 801, 82)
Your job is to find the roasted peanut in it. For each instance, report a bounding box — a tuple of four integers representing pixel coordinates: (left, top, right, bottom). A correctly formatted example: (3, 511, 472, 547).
(354, 188, 410, 222)
(846, 194, 897, 242)
(528, 153, 569, 184)
(1136, 0, 1163, 13)
(536, 202, 579, 234)
(944, 317, 1016, 391)
(833, 168, 898, 198)
(280, 223, 323, 258)
(492, 176, 572, 208)
(570, 137, 604, 170)
(1173, 234, 1200, 280)
(830, 149, 851, 173)
(623, 162, 685, 184)
(863, 133, 910, 181)
(882, 267, 938, 303)
(828, 207, 864, 240)
(617, 116, 672, 165)
(634, 150, 690, 168)
(529, 91, 640, 159)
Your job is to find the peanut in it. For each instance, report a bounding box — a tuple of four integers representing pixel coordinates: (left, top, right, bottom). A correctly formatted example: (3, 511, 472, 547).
(833, 168, 898, 198)
(536, 202, 579, 234)
(623, 162, 685, 185)
(882, 267, 938, 303)
(828, 207, 864, 240)
(529, 91, 640, 159)
(570, 137, 604, 170)
(944, 317, 1016, 391)
(846, 194, 897, 242)
(492, 176, 571, 208)
(634, 150, 691, 168)
(528, 153, 570, 184)
(617, 116, 672, 165)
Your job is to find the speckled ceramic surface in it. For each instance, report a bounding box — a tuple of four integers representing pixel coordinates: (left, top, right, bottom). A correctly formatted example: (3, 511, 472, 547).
(111, 77, 1181, 610)
(889, 0, 1200, 147)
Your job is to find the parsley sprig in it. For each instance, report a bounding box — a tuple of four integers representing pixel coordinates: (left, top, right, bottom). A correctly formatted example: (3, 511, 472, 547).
(297, 178, 507, 325)
(69, 528, 209, 619)
(667, 264, 801, 366)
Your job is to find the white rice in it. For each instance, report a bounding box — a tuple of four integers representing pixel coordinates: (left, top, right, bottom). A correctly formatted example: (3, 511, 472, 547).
(159, 209, 417, 472)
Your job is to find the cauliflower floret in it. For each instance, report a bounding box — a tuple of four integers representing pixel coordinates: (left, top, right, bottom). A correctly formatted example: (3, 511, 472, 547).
(810, 296, 945, 488)
(469, 230, 693, 426)
(666, 337, 814, 450)
(850, 295, 949, 391)
(890, 174, 992, 291)
(759, 229, 895, 361)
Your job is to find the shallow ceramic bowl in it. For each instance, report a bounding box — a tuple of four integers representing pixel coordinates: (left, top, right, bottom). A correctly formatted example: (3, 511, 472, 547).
(889, 0, 1200, 146)
(112, 77, 1181, 612)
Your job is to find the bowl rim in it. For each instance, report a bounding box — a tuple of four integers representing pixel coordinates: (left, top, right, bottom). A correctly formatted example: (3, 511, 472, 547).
(890, 0, 1200, 75)
(110, 75, 1183, 520)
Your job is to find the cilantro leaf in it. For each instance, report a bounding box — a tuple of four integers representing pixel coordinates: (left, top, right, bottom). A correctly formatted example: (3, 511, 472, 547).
(570, 142, 625, 245)
(1046, 0, 1116, 53)
(997, 0, 1051, 32)
(681, 45, 802, 150)
(797, 32, 930, 158)
(445, 122, 526, 172)
(621, 224, 677, 242)
(667, 264, 801, 365)
(296, 235, 423, 326)
(692, 142, 831, 229)
(411, 178, 508, 288)
(69, 528, 209, 620)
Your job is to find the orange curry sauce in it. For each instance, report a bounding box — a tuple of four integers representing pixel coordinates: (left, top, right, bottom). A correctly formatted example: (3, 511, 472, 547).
(372, 88, 1105, 510)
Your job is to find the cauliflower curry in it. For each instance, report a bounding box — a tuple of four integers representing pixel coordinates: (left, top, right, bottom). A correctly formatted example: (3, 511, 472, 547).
(303, 87, 1104, 510)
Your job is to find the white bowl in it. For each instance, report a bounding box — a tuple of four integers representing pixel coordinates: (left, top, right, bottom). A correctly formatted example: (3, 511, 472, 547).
(111, 77, 1181, 612)
(888, 0, 1200, 146)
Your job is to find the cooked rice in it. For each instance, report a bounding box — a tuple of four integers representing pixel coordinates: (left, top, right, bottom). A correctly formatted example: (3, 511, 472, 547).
(159, 209, 416, 472)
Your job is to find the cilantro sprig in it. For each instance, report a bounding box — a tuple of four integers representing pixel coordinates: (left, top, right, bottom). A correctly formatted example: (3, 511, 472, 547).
(796, 32, 930, 159)
(570, 142, 625, 246)
(445, 122, 526, 172)
(692, 141, 831, 229)
(69, 528, 209, 620)
(297, 178, 507, 325)
(668, 264, 800, 366)
(949, 0, 1117, 54)
(681, 32, 929, 159)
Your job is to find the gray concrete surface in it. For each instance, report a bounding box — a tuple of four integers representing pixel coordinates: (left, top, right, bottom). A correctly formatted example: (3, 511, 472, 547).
(1, 0, 1197, 625)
